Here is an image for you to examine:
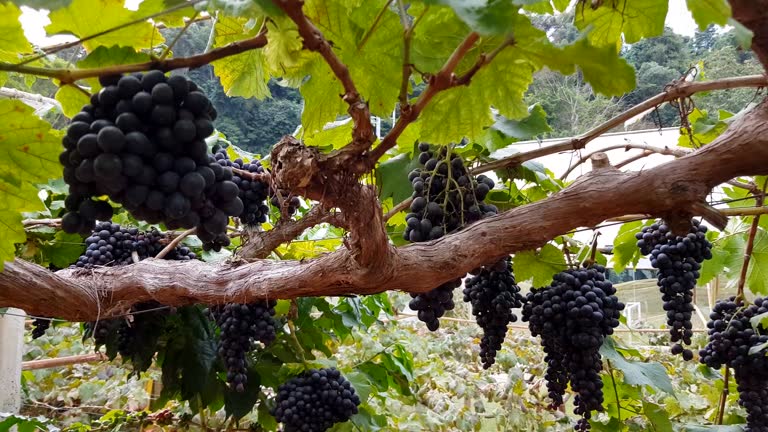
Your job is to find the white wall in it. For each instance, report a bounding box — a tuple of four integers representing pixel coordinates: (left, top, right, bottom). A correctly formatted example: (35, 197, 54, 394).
(0, 309, 25, 414)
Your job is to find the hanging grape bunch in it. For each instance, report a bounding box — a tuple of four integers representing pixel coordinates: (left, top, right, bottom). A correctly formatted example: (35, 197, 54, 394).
(700, 297, 768, 432)
(635, 219, 712, 360)
(211, 146, 271, 225)
(271, 368, 361, 432)
(211, 301, 277, 392)
(404, 143, 499, 332)
(463, 257, 524, 368)
(59, 70, 239, 251)
(31, 318, 51, 339)
(522, 265, 624, 432)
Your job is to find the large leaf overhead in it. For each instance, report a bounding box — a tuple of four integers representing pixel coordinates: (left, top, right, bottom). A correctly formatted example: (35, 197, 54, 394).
(686, 0, 731, 30)
(0, 3, 31, 63)
(211, 16, 271, 99)
(46, 0, 164, 51)
(0, 100, 62, 270)
(575, 0, 668, 47)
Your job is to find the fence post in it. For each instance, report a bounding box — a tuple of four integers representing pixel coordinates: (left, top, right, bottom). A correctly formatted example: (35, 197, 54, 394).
(0, 308, 25, 414)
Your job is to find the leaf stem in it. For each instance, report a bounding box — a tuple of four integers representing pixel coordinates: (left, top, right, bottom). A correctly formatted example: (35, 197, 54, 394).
(716, 365, 730, 425)
(607, 359, 621, 424)
(357, 0, 394, 51)
(736, 178, 767, 300)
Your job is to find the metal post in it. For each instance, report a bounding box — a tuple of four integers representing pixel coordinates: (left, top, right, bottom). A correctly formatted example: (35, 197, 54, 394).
(0, 308, 25, 414)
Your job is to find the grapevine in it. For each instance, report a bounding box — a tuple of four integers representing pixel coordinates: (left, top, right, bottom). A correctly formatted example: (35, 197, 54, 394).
(462, 257, 524, 368)
(211, 301, 277, 392)
(635, 219, 712, 359)
(405, 143, 498, 331)
(522, 265, 624, 431)
(59, 71, 239, 252)
(700, 297, 768, 432)
(212, 146, 271, 226)
(271, 367, 361, 432)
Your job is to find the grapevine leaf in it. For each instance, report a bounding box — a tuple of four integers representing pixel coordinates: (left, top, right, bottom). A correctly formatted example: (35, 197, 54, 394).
(698, 241, 730, 286)
(490, 104, 551, 140)
(301, 118, 354, 150)
(46, 0, 164, 51)
(135, 0, 196, 28)
(678, 426, 747, 432)
(54, 85, 90, 119)
(0, 100, 63, 270)
(750, 312, 768, 331)
(749, 340, 768, 356)
(223, 367, 261, 420)
(686, 0, 731, 30)
(611, 221, 645, 273)
(211, 17, 270, 99)
(77, 45, 152, 69)
(9, 0, 72, 10)
(574, 0, 668, 47)
(263, 17, 310, 79)
(600, 337, 674, 395)
(376, 143, 421, 203)
(744, 229, 768, 295)
(642, 401, 674, 432)
(42, 231, 85, 269)
(552, 0, 569, 12)
(421, 0, 518, 35)
(513, 244, 567, 287)
(300, 59, 347, 136)
(558, 39, 636, 96)
(728, 18, 753, 49)
(0, 3, 31, 63)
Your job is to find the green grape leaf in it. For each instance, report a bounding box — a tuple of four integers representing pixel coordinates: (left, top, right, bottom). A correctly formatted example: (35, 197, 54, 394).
(611, 221, 645, 273)
(686, 0, 731, 30)
(300, 58, 347, 135)
(600, 337, 675, 395)
(263, 16, 309, 79)
(574, 0, 668, 47)
(491, 104, 551, 140)
(78, 45, 152, 69)
(558, 39, 636, 96)
(0, 3, 31, 63)
(678, 426, 745, 432)
(54, 85, 90, 119)
(552, 0, 569, 11)
(750, 311, 768, 331)
(46, 0, 164, 51)
(729, 18, 753, 49)
(10, 0, 72, 9)
(211, 16, 270, 99)
(42, 231, 85, 269)
(376, 144, 421, 204)
(698, 240, 731, 286)
(421, 0, 518, 35)
(513, 243, 566, 287)
(0, 100, 63, 271)
(223, 367, 261, 420)
(642, 401, 674, 432)
(301, 119, 353, 150)
(135, 0, 197, 28)
(743, 229, 768, 296)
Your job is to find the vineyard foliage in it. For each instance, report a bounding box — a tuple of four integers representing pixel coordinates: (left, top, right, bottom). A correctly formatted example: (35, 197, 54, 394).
(0, 0, 768, 431)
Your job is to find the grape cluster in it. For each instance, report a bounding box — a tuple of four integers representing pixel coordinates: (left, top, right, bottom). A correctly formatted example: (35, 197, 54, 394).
(635, 219, 712, 360)
(408, 278, 461, 331)
(405, 143, 498, 331)
(211, 147, 271, 225)
(60, 71, 241, 251)
(74, 221, 196, 267)
(700, 297, 768, 432)
(463, 258, 524, 368)
(404, 143, 497, 242)
(271, 191, 301, 216)
(522, 265, 624, 431)
(272, 368, 361, 432)
(116, 301, 170, 364)
(31, 318, 51, 339)
(212, 301, 277, 392)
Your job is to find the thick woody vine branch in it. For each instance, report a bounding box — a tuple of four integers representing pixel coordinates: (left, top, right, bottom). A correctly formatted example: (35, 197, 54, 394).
(4, 99, 768, 321)
(274, 0, 374, 152)
(0, 29, 269, 85)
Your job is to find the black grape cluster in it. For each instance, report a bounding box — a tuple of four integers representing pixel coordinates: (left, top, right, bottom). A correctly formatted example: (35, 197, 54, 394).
(59, 71, 240, 251)
(272, 368, 361, 432)
(700, 297, 768, 432)
(635, 220, 712, 360)
(212, 301, 277, 392)
(31, 318, 51, 339)
(116, 301, 169, 362)
(522, 265, 624, 431)
(85, 319, 122, 347)
(74, 221, 196, 267)
(211, 147, 271, 225)
(408, 278, 461, 331)
(271, 191, 301, 216)
(405, 143, 498, 331)
(463, 258, 524, 369)
(404, 143, 497, 242)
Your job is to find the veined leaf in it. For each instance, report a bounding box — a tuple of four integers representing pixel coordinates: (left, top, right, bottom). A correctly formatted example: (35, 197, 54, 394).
(513, 244, 566, 287)
(600, 337, 675, 395)
(575, 0, 668, 47)
(54, 85, 90, 118)
(421, 0, 519, 35)
(686, 0, 731, 30)
(212, 16, 271, 99)
(0, 3, 31, 63)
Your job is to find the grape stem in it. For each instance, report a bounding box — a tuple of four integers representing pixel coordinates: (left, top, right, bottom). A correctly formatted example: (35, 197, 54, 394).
(155, 228, 196, 260)
(287, 319, 309, 367)
(606, 359, 621, 424)
(716, 365, 730, 425)
(736, 178, 768, 300)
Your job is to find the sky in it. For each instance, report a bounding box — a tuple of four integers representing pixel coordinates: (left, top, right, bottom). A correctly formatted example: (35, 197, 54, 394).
(18, 0, 699, 47)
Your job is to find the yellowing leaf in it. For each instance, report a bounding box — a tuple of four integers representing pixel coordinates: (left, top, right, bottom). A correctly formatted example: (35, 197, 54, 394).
(300, 59, 347, 135)
(0, 100, 63, 270)
(211, 16, 270, 99)
(54, 85, 90, 118)
(46, 0, 164, 51)
(0, 3, 31, 62)
(136, 0, 197, 28)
